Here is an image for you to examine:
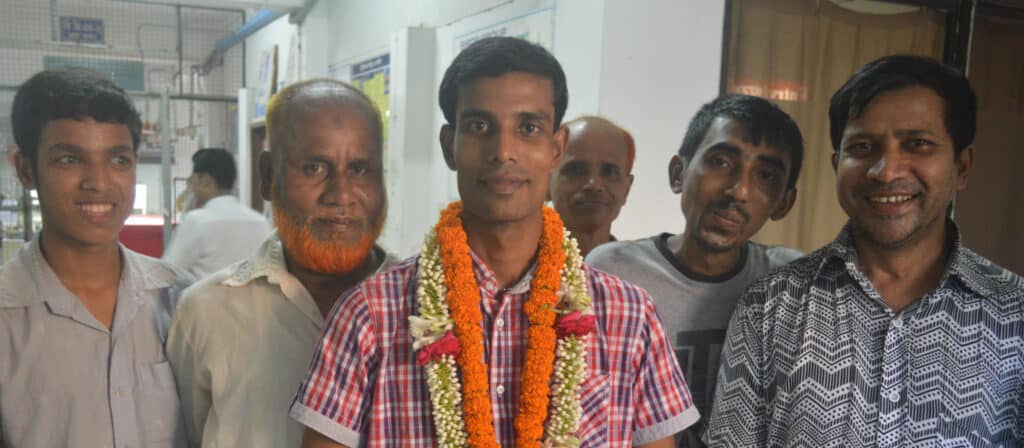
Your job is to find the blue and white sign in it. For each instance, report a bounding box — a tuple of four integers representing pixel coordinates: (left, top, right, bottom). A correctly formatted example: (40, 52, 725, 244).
(60, 16, 104, 45)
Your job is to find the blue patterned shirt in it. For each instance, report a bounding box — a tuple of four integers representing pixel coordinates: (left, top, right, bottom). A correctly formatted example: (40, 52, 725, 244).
(706, 223, 1024, 447)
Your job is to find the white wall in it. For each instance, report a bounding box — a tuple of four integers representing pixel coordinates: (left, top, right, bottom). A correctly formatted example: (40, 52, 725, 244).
(598, 0, 725, 239)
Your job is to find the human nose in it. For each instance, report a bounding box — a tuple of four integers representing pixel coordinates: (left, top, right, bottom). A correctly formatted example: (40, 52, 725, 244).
(867, 140, 906, 183)
(725, 170, 751, 202)
(319, 169, 357, 207)
(581, 171, 605, 192)
(487, 128, 520, 164)
(80, 163, 111, 192)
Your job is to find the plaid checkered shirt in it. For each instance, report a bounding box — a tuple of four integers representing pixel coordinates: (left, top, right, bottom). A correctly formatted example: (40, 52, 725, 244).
(290, 252, 700, 447)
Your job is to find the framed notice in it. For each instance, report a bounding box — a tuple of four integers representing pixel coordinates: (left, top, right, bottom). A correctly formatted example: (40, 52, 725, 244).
(59, 16, 104, 45)
(253, 45, 278, 119)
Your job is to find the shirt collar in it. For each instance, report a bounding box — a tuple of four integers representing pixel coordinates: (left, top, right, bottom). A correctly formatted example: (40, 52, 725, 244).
(222, 231, 289, 287)
(203, 195, 238, 210)
(0, 232, 183, 312)
(823, 220, 995, 299)
(222, 231, 399, 288)
(468, 249, 536, 295)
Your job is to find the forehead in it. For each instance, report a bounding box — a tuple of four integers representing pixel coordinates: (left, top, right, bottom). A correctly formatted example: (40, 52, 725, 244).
(454, 72, 555, 119)
(696, 117, 790, 164)
(844, 85, 949, 137)
(39, 118, 133, 151)
(279, 103, 378, 155)
(564, 124, 630, 166)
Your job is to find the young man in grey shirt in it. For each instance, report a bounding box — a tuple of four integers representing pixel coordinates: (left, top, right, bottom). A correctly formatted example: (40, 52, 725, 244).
(587, 94, 804, 447)
(0, 68, 190, 447)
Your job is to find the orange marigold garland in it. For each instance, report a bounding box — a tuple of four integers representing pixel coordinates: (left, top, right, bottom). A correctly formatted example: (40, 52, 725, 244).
(411, 201, 595, 448)
(513, 206, 565, 447)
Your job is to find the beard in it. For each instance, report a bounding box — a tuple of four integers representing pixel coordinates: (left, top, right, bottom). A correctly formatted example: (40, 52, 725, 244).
(272, 203, 385, 275)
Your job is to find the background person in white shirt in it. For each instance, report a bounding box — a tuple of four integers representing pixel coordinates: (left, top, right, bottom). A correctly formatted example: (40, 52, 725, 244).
(166, 79, 398, 448)
(162, 147, 271, 281)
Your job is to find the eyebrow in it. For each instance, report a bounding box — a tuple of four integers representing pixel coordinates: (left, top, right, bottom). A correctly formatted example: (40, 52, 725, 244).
(705, 143, 742, 157)
(756, 154, 787, 172)
(47, 143, 134, 155)
(459, 109, 553, 123)
(517, 111, 552, 123)
(459, 109, 496, 122)
(843, 128, 939, 142)
(706, 143, 787, 171)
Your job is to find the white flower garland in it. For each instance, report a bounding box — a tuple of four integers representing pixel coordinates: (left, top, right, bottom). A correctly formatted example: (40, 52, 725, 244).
(410, 229, 594, 447)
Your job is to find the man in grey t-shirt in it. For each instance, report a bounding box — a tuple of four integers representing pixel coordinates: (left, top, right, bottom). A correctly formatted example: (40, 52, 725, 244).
(587, 94, 804, 447)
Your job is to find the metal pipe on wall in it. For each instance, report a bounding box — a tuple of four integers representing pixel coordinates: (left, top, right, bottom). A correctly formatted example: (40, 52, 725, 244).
(160, 90, 173, 246)
(177, 5, 184, 94)
(50, 0, 59, 42)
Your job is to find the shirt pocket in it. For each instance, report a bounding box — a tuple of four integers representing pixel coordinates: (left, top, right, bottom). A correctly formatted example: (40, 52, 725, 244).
(136, 360, 185, 446)
(576, 372, 610, 447)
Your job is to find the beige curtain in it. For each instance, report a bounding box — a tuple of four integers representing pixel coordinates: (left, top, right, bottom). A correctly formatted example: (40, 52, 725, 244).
(725, 0, 945, 252)
(955, 17, 1024, 275)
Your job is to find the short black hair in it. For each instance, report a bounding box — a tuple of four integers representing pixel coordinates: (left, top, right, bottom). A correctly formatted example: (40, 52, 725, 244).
(11, 67, 142, 169)
(192, 148, 236, 190)
(677, 94, 804, 190)
(439, 36, 568, 129)
(829, 54, 976, 156)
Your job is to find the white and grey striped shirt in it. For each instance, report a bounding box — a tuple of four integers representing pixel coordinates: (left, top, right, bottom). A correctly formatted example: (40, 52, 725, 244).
(706, 223, 1024, 447)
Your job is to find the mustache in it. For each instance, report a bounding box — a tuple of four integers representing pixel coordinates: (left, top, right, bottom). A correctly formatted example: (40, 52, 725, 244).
(479, 167, 531, 181)
(572, 191, 611, 204)
(709, 199, 750, 223)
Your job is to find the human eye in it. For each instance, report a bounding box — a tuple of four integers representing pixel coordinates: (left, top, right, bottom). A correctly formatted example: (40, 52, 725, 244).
(906, 138, 935, 151)
(559, 162, 586, 178)
(349, 162, 371, 176)
(463, 119, 490, 134)
(55, 154, 78, 166)
(706, 154, 731, 169)
(757, 168, 781, 185)
(112, 153, 136, 168)
(520, 122, 543, 136)
(600, 165, 623, 181)
(843, 141, 873, 157)
(301, 161, 329, 179)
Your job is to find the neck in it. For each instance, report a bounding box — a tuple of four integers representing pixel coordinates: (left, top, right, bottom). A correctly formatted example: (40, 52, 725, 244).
(39, 228, 122, 290)
(198, 192, 230, 208)
(852, 221, 952, 312)
(570, 223, 612, 257)
(285, 248, 381, 318)
(462, 211, 543, 289)
(668, 232, 744, 278)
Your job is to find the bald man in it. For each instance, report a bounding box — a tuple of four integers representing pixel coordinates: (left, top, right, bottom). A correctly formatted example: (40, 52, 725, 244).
(549, 116, 636, 256)
(166, 79, 399, 448)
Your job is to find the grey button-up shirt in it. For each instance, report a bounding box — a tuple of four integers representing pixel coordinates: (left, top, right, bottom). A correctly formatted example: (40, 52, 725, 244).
(706, 222, 1024, 447)
(0, 235, 191, 448)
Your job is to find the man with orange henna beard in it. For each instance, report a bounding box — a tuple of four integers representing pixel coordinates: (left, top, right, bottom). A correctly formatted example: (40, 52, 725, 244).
(292, 37, 698, 448)
(165, 79, 398, 448)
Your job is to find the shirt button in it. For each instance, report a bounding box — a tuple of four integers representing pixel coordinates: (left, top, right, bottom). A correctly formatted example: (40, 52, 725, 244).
(495, 318, 505, 328)
(892, 318, 902, 328)
(888, 390, 900, 402)
(114, 388, 124, 398)
(496, 384, 505, 395)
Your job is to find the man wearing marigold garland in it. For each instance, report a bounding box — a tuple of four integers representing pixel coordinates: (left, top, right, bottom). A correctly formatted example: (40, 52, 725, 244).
(166, 79, 399, 447)
(291, 37, 699, 448)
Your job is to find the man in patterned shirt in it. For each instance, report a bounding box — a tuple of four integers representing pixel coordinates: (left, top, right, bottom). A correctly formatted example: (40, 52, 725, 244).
(706, 55, 1024, 447)
(291, 37, 699, 447)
